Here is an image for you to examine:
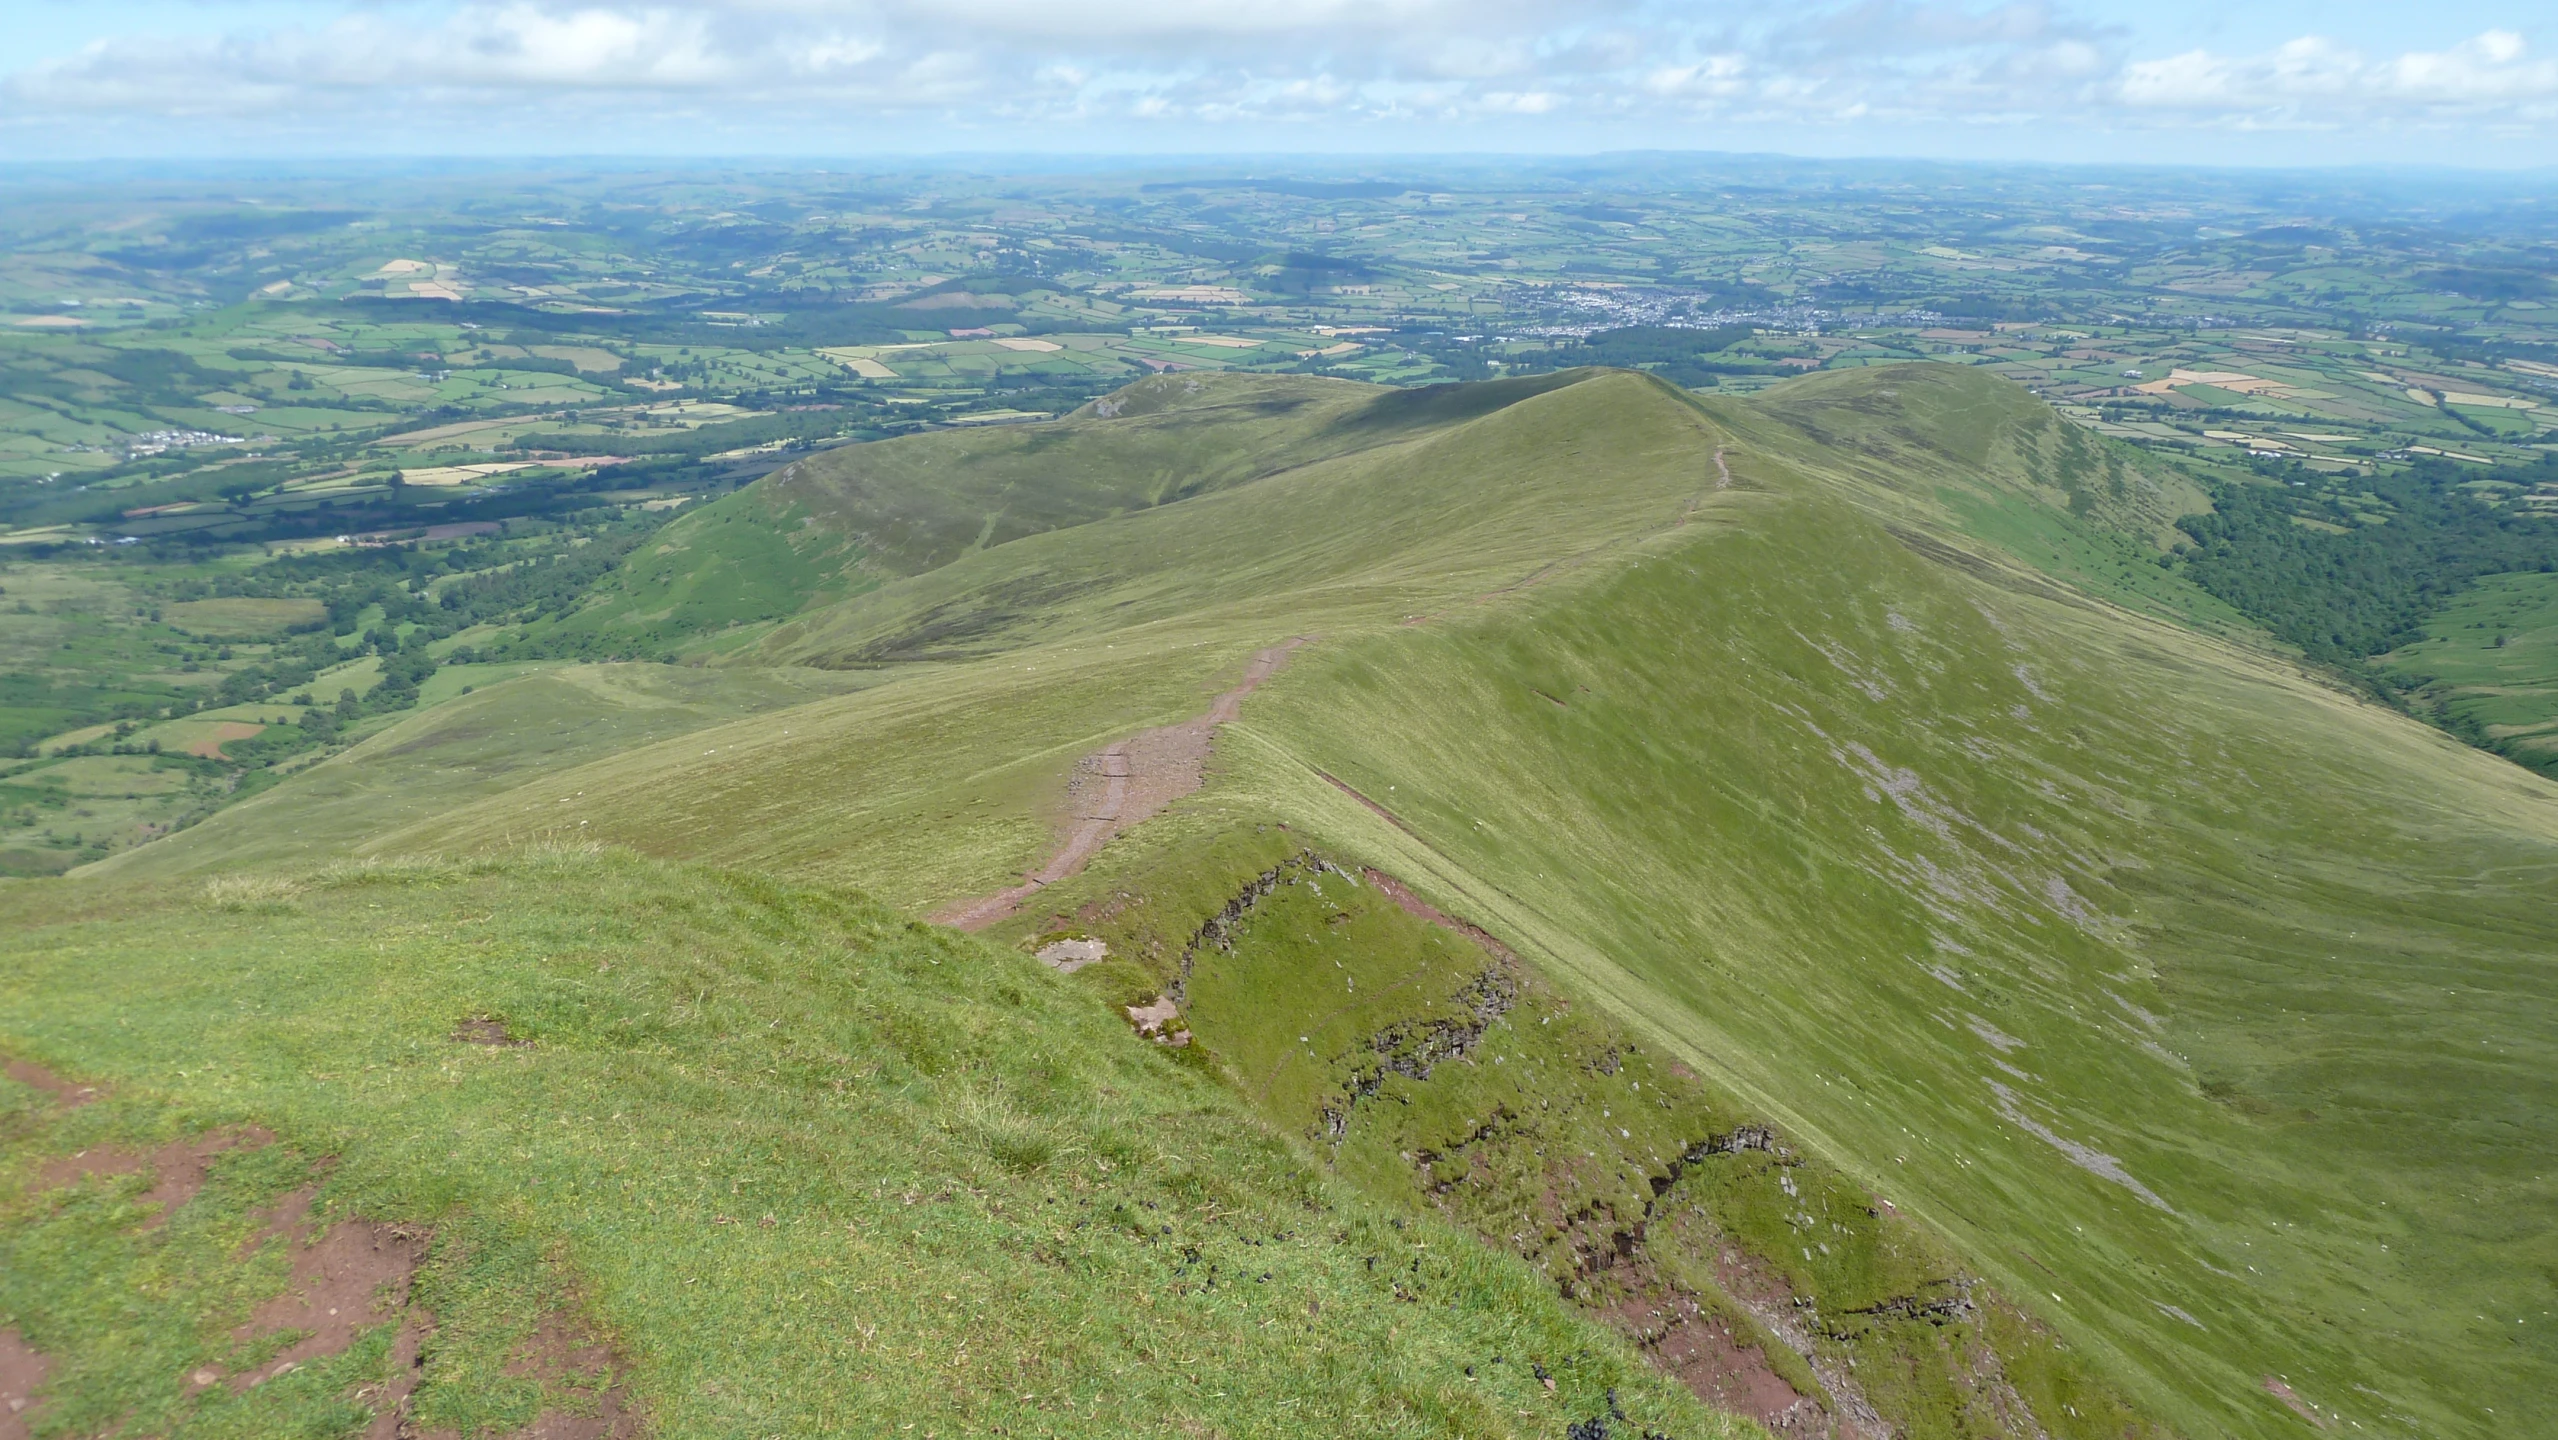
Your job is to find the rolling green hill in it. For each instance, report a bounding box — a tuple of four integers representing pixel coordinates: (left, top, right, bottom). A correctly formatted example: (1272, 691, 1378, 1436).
(18, 364, 2556, 1438)
(544, 372, 1520, 655)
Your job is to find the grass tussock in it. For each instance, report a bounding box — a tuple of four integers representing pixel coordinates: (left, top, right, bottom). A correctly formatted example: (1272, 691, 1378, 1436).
(197, 873, 304, 912)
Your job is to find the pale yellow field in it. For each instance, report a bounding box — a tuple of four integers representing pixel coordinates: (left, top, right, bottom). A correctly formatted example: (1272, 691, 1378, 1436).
(527, 344, 624, 373)
(1132, 285, 1252, 303)
(396, 462, 532, 487)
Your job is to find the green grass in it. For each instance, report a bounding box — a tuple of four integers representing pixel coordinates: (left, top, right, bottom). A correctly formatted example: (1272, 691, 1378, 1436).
(990, 816, 2160, 1440)
(0, 849, 1747, 1439)
(544, 372, 1427, 655)
(1198, 482, 2557, 1438)
(84, 662, 888, 880)
(38, 364, 2558, 1437)
(2379, 568, 2558, 772)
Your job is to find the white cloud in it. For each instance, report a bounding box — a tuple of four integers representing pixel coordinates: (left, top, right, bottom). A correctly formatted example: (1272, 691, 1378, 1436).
(1644, 55, 1750, 99)
(3, 1, 2555, 151)
(2117, 29, 2558, 123)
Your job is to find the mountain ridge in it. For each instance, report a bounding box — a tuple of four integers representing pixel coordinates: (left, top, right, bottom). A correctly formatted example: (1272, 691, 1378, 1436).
(24, 362, 2557, 1439)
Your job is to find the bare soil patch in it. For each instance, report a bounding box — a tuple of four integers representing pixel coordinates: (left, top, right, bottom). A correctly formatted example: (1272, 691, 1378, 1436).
(0, 1328, 50, 1440)
(1702, 1237, 1892, 1440)
(935, 640, 1307, 931)
(188, 722, 265, 760)
(1606, 1291, 1821, 1436)
(366, 1300, 635, 1439)
(227, 1186, 430, 1391)
(360, 1319, 430, 1440)
(4, 1058, 98, 1108)
(480, 1308, 641, 1440)
(36, 1127, 275, 1228)
(453, 1017, 529, 1047)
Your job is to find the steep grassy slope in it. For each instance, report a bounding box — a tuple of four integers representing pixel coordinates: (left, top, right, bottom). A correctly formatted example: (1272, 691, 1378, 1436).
(1191, 489, 2556, 1439)
(184, 369, 1725, 907)
(983, 821, 2163, 1440)
(1741, 367, 2245, 638)
(0, 850, 1744, 1439)
(58, 365, 2558, 1436)
(546, 373, 1559, 654)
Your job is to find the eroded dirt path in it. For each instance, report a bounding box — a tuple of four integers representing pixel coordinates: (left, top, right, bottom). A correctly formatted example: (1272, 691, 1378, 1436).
(1, 1328, 51, 1440)
(5, 1059, 99, 1109)
(934, 639, 1308, 931)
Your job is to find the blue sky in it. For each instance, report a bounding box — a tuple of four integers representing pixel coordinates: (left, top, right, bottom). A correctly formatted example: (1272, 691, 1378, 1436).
(3, 1, 2553, 165)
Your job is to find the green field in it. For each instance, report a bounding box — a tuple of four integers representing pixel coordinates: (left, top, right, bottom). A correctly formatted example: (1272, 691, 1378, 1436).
(2381, 568, 2558, 770)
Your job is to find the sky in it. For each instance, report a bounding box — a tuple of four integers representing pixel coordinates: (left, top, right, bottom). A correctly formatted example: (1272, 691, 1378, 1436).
(3, 0, 2554, 167)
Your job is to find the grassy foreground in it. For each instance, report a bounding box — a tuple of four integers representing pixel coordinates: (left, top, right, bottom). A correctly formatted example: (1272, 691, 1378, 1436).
(0, 849, 1747, 1439)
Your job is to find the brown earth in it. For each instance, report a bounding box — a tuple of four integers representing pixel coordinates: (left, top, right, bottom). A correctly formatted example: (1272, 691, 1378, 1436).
(0, 1329, 49, 1440)
(1701, 1233, 1895, 1440)
(1271, 840, 1876, 1439)
(464, 1308, 641, 1440)
(5, 1058, 99, 1108)
(372, 1303, 640, 1440)
(1607, 1291, 1825, 1437)
(934, 639, 1307, 930)
(36, 1127, 276, 1228)
(453, 1016, 529, 1047)
(359, 1318, 431, 1440)
(1197, 847, 1846, 1437)
(227, 1186, 430, 1393)
(189, 722, 266, 760)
